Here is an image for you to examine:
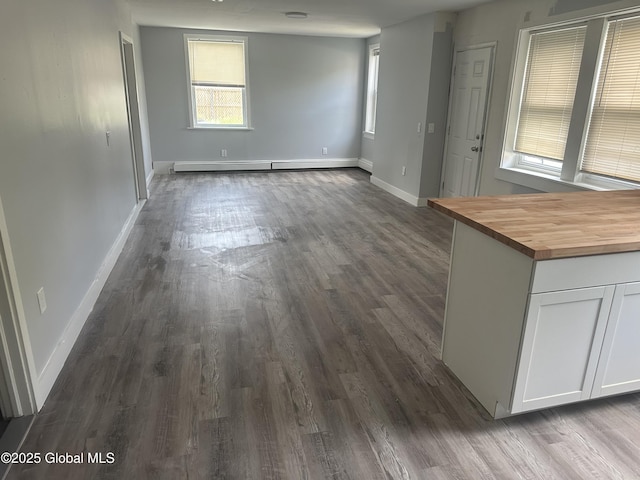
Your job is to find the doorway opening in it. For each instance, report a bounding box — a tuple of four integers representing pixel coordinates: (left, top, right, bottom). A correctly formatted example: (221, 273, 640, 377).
(120, 32, 148, 201)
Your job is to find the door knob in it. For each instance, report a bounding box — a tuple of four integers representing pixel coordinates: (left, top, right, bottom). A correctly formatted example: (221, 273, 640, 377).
(471, 146, 479, 152)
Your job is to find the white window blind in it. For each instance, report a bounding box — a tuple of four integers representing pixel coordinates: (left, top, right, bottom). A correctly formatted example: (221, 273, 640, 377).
(186, 38, 247, 127)
(188, 40, 245, 87)
(365, 46, 380, 134)
(582, 16, 640, 182)
(515, 26, 586, 161)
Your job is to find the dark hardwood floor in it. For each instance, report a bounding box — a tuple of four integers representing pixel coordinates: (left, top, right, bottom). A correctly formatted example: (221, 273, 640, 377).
(9, 169, 640, 479)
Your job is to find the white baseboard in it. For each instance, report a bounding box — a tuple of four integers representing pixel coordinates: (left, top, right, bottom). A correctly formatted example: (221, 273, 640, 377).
(370, 176, 424, 207)
(154, 159, 359, 174)
(34, 200, 145, 408)
(358, 158, 373, 173)
(271, 158, 358, 170)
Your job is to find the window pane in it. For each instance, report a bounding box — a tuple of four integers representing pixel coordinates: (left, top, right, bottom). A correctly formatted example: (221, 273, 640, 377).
(194, 86, 244, 125)
(365, 47, 379, 133)
(515, 27, 586, 161)
(582, 16, 640, 183)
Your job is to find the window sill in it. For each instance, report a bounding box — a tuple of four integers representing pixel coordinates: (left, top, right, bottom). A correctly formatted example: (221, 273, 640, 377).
(363, 131, 375, 140)
(495, 166, 604, 193)
(188, 126, 254, 131)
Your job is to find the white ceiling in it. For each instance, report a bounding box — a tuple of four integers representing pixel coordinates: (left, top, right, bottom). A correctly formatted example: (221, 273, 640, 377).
(128, 0, 494, 38)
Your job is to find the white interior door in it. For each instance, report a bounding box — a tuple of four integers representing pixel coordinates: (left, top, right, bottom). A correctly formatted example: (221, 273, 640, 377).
(441, 46, 493, 197)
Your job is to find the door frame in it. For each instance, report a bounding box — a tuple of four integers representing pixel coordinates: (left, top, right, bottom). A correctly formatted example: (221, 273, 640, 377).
(440, 42, 496, 198)
(0, 197, 38, 418)
(119, 32, 148, 201)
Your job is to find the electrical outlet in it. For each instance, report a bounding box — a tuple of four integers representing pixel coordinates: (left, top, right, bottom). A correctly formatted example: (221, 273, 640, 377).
(37, 287, 47, 314)
(322, 147, 328, 155)
(105, 131, 111, 146)
(402, 166, 406, 176)
(221, 149, 227, 157)
(428, 123, 435, 134)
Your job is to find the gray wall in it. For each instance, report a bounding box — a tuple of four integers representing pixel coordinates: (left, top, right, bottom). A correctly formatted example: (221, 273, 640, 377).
(0, 0, 146, 376)
(140, 27, 365, 166)
(455, 0, 639, 196)
(372, 12, 455, 200)
(419, 23, 454, 198)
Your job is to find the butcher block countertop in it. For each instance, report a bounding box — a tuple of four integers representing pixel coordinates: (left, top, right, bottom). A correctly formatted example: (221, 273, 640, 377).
(428, 190, 640, 260)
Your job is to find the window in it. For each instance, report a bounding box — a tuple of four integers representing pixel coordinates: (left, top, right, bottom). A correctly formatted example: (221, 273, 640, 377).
(502, 11, 640, 189)
(185, 35, 249, 128)
(582, 16, 640, 183)
(364, 44, 380, 136)
(514, 27, 586, 164)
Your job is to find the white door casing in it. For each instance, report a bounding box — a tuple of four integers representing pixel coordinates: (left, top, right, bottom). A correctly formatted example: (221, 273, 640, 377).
(441, 46, 494, 198)
(120, 32, 148, 201)
(0, 197, 38, 417)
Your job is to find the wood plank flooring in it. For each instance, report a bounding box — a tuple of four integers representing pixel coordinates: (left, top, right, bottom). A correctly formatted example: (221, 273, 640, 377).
(9, 169, 640, 479)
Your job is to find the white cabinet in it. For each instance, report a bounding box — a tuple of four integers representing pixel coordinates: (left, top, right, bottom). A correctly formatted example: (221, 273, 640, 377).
(511, 287, 614, 414)
(511, 282, 640, 414)
(592, 282, 640, 398)
(441, 222, 640, 418)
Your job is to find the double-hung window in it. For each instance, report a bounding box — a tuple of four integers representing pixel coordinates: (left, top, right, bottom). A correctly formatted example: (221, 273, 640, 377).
(364, 44, 380, 137)
(502, 11, 640, 189)
(185, 35, 249, 128)
(582, 16, 640, 183)
(514, 26, 586, 170)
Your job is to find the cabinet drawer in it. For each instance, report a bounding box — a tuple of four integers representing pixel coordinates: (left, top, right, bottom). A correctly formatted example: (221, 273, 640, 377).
(532, 251, 640, 294)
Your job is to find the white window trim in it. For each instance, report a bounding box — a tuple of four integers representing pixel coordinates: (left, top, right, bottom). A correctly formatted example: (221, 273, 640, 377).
(183, 34, 251, 130)
(499, 8, 640, 192)
(363, 43, 380, 138)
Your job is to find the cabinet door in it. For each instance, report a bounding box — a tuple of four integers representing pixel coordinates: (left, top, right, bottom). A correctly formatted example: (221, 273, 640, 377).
(511, 286, 614, 414)
(592, 282, 640, 398)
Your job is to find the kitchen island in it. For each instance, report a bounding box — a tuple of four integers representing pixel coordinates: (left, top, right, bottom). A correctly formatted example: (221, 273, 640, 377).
(428, 190, 640, 418)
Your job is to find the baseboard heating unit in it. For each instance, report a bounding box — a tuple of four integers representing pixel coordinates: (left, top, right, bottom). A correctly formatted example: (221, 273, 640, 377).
(172, 159, 359, 173)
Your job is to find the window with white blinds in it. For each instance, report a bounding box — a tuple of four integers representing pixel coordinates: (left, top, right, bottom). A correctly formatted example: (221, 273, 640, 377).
(502, 10, 640, 190)
(185, 36, 248, 127)
(582, 16, 640, 182)
(364, 45, 380, 135)
(514, 27, 586, 161)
